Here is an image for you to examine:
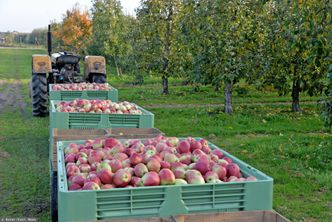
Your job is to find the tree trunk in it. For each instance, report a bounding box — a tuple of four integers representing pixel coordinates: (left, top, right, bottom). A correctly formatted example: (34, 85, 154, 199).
(114, 57, 120, 76)
(224, 80, 233, 114)
(160, 2, 173, 95)
(291, 79, 301, 112)
(162, 75, 169, 95)
(214, 82, 221, 92)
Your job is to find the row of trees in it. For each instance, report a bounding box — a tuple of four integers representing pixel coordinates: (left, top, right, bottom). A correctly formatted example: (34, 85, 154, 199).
(0, 28, 47, 46)
(52, 0, 331, 114)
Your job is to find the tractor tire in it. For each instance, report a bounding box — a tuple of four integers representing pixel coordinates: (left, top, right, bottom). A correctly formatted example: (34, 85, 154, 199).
(31, 74, 48, 117)
(92, 74, 106, 83)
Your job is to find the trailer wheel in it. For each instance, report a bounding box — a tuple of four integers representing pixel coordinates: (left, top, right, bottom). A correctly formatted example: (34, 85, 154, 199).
(51, 171, 58, 222)
(92, 74, 106, 83)
(31, 73, 48, 116)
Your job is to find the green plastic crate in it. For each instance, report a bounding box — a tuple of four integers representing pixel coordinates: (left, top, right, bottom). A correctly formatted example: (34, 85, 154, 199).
(57, 139, 273, 222)
(49, 84, 118, 102)
(49, 100, 154, 129)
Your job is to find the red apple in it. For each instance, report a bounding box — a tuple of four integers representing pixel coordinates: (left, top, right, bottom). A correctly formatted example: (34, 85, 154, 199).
(88, 151, 102, 164)
(199, 139, 208, 147)
(212, 149, 224, 159)
(223, 157, 233, 164)
(90, 162, 100, 172)
(134, 163, 148, 177)
(159, 169, 176, 185)
(204, 171, 219, 183)
(147, 159, 161, 172)
(160, 161, 171, 169)
(212, 164, 227, 179)
(130, 176, 141, 187)
(201, 145, 211, 154)
(92, 138, 104, 149)
(141, 171, 160, 186)
(97, 162, 112, 172)
(97, 169, 113, 184)
(65, 143, 79, 155)
(226, 163, 240, 177)
(69, 183, 81, 190)
(101, 184, 115, 189)
(76, 156, 88, 165)
(190, 140, 202, 152)
(109, 159, 122, 173)
(72, 174, 86, 186)
(173, 168, 186, 179)
(175, 179, 188, 185)
(185, 170, 205, 184)
(179, 153, 192, 165)
(130, 153, 142, 165)
(156, 142, 168, 152)
(85, 174, 102, 186)
(82, 182, 100, 190)
(113, 152, 128, 161)
(194, 161, 210, 175)
(166, 137, 179, 147)
(113, 169, 132, 187)
(65, 153, 76, 163)
(177, 140, 190, 154)
(164, 153, 179, 163)
(104, 138, 120, 148)
(66, 165, 80, 177)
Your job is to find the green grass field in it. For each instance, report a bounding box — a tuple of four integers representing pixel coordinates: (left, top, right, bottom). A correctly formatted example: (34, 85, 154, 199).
(0, 48, 331, 221)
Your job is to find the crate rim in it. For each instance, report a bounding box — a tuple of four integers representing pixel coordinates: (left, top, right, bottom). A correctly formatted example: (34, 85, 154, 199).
(57, 138, 273, 193)
(50, 100, 154, 116)
(49, 83, 116, 92)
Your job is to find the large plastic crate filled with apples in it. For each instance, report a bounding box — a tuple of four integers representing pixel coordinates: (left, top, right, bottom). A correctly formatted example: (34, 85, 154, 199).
(49, 83, 118, 101)
(49, 99, 154, 129)
(57, 136, 273, 222)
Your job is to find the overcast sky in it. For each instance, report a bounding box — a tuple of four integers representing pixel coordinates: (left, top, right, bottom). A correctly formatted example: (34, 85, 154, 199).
(0, 0, 140, 33)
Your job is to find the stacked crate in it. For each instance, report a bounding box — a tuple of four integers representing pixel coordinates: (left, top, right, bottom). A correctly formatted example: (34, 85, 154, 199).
(49, 82, 276, 222)
(48, 83, 156, 222)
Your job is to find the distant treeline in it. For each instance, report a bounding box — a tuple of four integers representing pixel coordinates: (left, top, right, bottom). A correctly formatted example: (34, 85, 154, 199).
(0, 28, 47, 46)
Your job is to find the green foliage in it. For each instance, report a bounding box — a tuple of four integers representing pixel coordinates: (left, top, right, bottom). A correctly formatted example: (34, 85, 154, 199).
(88, 0, 331, 111)
(260, 0, 331, 110)
(320, 64, 332, 130)
(135, 0, 182, 76)
(90, 0, 134, 75)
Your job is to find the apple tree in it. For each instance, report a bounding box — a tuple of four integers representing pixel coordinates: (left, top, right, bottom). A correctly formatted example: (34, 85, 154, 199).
(136, 0, 182, 94)
(261, 0, 331, 112)
(179, 0, 260, 114)
(90, 0, 132, 75)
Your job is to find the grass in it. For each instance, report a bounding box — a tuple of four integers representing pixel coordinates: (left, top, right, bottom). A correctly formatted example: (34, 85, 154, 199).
(107, 75, 320, 106)
(0, 48, 45, 79)
(0, 47, 331, 221)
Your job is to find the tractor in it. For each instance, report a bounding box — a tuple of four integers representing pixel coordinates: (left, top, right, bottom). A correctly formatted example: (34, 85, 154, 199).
(31, 25, 107, 116)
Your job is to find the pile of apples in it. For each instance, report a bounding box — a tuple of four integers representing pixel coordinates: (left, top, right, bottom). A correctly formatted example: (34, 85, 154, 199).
(56, 99, 143, 114)
(52, 83, 111, 91)
(64, 136, 257, 191)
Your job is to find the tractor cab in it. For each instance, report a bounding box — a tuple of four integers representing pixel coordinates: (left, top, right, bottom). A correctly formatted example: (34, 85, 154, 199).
(51, 52, 81, 83)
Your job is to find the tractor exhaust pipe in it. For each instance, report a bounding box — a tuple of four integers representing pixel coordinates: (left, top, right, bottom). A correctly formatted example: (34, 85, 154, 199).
(47, 24, 52, 56)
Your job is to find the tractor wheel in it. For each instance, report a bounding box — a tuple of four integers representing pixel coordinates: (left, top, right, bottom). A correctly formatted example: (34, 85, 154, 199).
(92, 74, 106, 83)
(31, 73, 48, 117)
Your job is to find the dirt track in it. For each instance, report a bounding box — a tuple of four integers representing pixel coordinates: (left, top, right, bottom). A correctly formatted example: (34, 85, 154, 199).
(0, 79, 27, 117)
(144, 101, 317, 109)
